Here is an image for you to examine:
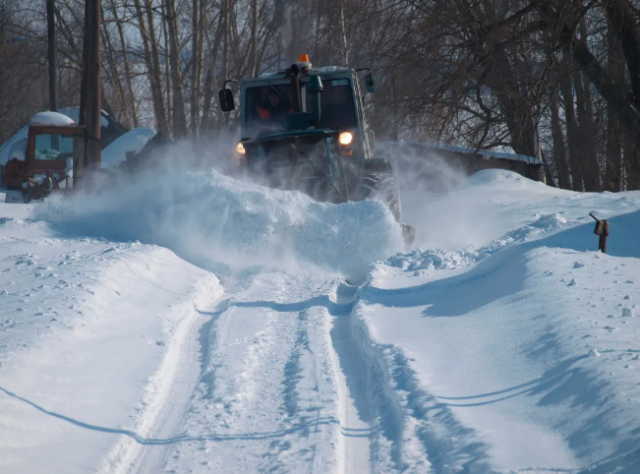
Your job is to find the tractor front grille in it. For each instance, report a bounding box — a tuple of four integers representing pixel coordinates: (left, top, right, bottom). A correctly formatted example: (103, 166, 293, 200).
(266, 140, 330, 186)
(246, 137, 337, 201)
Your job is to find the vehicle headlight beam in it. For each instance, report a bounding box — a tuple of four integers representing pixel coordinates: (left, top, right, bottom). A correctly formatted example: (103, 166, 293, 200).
(339, 132, 353, 146)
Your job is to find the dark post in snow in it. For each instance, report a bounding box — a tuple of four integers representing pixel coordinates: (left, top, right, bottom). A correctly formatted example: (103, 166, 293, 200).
(46, 0, 57, 112)
(589, 213, 609, 254)
(74, 0, 101, 187)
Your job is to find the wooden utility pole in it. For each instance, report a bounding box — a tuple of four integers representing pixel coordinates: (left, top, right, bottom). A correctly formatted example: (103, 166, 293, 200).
(46, 0, 57, 111)
(74, 0, 101, 186)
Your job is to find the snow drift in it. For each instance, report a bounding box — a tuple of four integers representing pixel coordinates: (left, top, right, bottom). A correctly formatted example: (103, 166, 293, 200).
(35, 169, 404, 279)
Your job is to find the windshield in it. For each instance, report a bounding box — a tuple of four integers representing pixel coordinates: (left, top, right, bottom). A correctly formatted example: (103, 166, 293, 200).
(245, 78, 357, 136)
(33, 133, 73, 161)
(245, 84, 294, 135)
(309, 78, 357, 129)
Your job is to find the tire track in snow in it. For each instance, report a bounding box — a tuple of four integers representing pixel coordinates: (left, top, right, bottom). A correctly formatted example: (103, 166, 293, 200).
(154, 275, 380, 473)
(257, 307, 327, 473)
(330, 283, 407, 473)
(228, 277, 353, 473)
(198, 297, 233, 400)
(342, 293, 497, 473)
(110, 273, 434, 474)
(330, 281, 495, 473)
(281, 309, 311, 419)
(382, 346, 494, 474)
(162, 274, 313, 473)
(96, 275, 223, 474)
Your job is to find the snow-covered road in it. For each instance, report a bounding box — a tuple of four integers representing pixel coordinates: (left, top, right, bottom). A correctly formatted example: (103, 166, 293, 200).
(1, 169, 640, 473)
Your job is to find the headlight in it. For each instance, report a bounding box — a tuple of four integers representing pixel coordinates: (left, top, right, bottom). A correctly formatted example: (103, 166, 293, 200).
(339, 132, 353, 146)
(235, 141, 246, 155)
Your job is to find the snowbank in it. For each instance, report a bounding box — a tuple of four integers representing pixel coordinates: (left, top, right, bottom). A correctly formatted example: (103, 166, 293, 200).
(358, 170, 640, 472)
(0, 216, 221, 474)
(35, 170, 404, 279)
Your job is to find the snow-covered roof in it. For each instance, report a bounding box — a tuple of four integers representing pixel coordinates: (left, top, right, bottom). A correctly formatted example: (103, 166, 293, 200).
(29, 111, 76, 127)
(311, 66, 350, 73)
(256, 65, 351, 79)
(101, 128, 156, 168)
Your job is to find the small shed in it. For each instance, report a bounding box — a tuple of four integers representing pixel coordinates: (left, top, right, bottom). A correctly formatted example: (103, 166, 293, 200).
(1, 108, 128, 167)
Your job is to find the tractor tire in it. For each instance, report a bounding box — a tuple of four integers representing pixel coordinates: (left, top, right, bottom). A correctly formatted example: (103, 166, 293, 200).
(354, 173, 402, 222)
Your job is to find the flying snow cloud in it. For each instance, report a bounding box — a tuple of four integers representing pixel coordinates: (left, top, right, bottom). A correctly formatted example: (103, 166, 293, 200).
(385, 143, 502, 250)
(34, 154, 404, 280)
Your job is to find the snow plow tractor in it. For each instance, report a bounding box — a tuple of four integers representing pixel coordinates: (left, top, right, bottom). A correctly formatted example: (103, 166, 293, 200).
(218, 55, 415, 246)
(4, 112, 75, 203)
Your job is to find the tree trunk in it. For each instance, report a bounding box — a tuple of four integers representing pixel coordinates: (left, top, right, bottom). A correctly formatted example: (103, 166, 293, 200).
(606, 11, 624, 191)
(164, 0, 187, 138)
(573, 70, 600, 191)
(100, 9, 129, 126)
(222, 0, 230, 127)
(134, 0, 168, 134)
(539, 1, 640, 175)
(112, 0, 138, 127)
(190, 0, 205, 136)
(550, 86, 570, 189)
(248, 0, 259, 77)
(200, 10, 225, 132)
(339, 0, 349, 67)
(46, 0, 57, 112)
(159, 0, 172, 135)
(560, 72, 583, 191)
(623, 131, 640, 189)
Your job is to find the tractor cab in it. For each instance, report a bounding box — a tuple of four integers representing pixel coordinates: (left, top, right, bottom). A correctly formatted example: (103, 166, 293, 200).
(5, 112, 75, 202)
(242, 73, 360, 141)
(219, 55, 414, 245)
(221, 56, 377, 159)
(219, 55, 380, 200)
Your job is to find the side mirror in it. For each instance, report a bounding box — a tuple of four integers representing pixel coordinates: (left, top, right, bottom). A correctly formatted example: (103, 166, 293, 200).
(365, 73, 377, 93)
(218, 89, 235, 112)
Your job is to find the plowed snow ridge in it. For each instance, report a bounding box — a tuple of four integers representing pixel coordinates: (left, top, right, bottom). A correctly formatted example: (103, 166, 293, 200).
(37, 170, 404, 280)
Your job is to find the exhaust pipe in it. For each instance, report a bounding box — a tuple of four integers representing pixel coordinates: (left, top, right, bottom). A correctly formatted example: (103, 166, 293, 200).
(285, 64, 323, 130)
(289, 64, 303, 113)
(307, 75, 323, 126)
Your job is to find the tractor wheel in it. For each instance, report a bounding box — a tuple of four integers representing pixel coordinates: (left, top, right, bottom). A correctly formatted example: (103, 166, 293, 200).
(354, 173, 402, 222)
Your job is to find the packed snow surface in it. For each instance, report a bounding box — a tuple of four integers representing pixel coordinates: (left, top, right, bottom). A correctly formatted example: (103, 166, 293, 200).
(1, 167, 640, 473)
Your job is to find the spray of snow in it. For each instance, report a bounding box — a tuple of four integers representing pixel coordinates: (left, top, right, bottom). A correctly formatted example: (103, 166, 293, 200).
(388, 145, 501, 251)
(35, 168, 404, 280)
